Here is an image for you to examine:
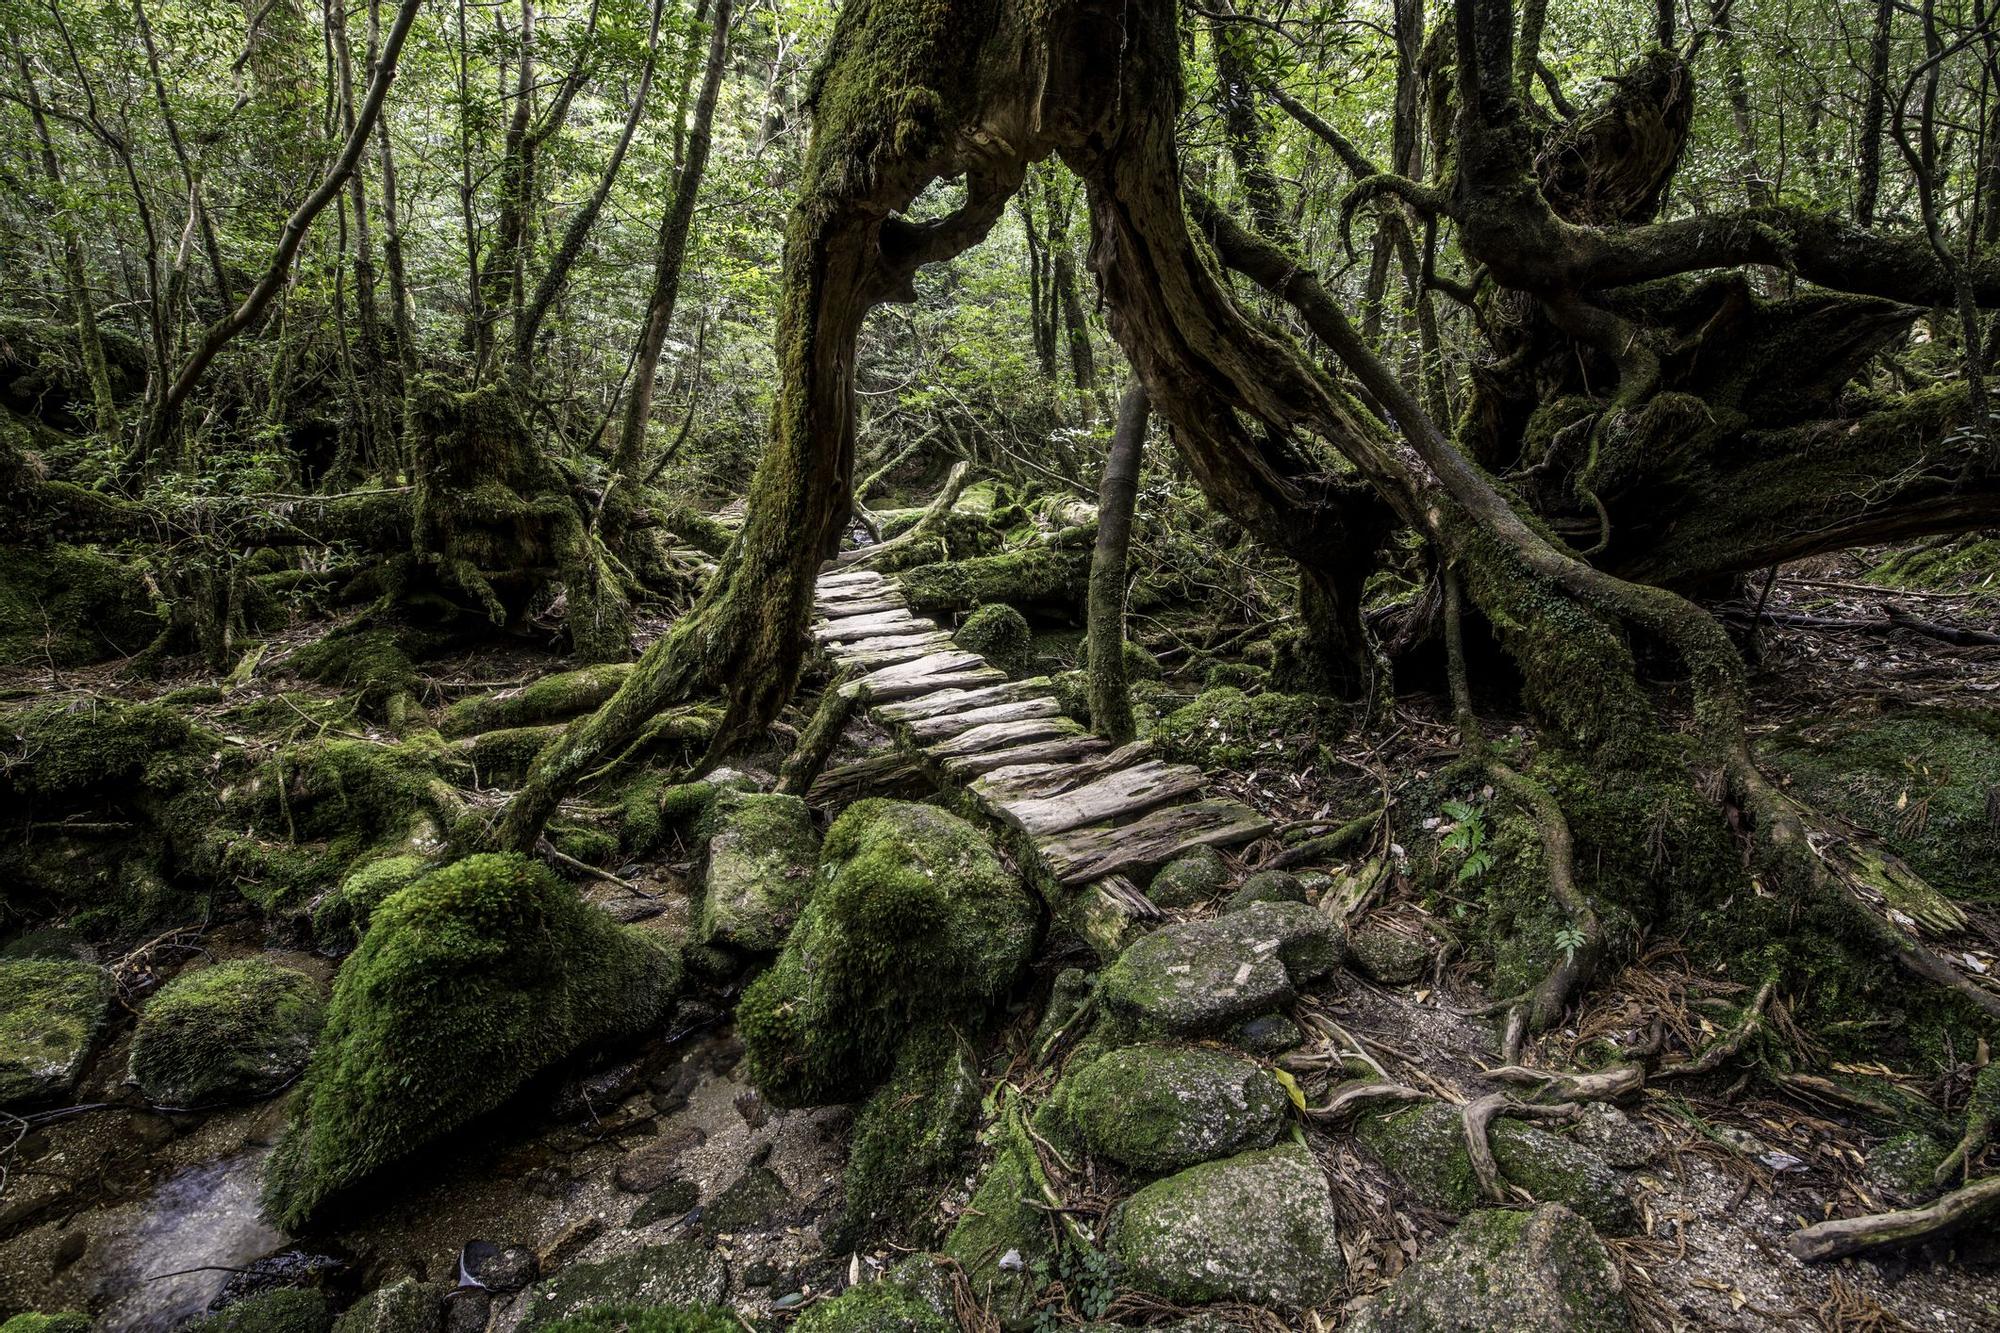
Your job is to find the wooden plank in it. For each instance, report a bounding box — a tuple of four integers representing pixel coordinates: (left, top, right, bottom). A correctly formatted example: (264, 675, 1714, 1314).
(994, 760, 1206, 838)
(815, 569, 888, 591)
(841, 651, 997, 700)
(831, 638, 958, 671)
(863, 668, 1011, 704)
(1038, 799, 1273, 885)
(813, 593, 904, 617)
(871, 677, 1054, 724)
(926, 716, 1084, 761)
(974, 741, 1159, 803)
(815, 610, 929, 642)
(942, 734, 1111, 780)
(900, 696, 1064, 743)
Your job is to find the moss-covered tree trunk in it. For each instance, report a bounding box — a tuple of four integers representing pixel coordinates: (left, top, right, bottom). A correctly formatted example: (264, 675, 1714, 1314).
(1087, 380, 1146, 741)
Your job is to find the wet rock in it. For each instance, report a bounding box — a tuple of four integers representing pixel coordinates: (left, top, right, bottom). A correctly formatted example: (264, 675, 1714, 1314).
(1357, 1101, 1638, 1235)
(549, 1059, 645, 1120)
(1225, 869, 1305, 911)
(517, 1239, 727, 1328)
(733, 1087, 768, 1128)
(1100, 901, 1339, 1038)
(1145, 847, 1229, 909)
(129, 959, 323, 1106)
(0, 958, 114, 1106)
(213, 1247, 350, 1308)
(459, 1240, 537, 1292)
(331, 1280, 442, 1333)
(1108, 1143, 1343, 1308)
(441, 1290, 489, 1333)
(1054, 1044, 1286, 1173)
(535, 1216, 604, 1273)
(1348, 1203, 1632, 1332)
(1347, 922, 1433, 985)
(626, 1176, 701, 1229)
(697, 791, 820, 953)
(647, 1061, 702, 1116)
(703, 1164, 792, 1232)
(615, 1125, 708, 1193)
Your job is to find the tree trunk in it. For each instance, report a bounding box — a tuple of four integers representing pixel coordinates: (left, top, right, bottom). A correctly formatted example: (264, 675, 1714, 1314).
(1087, 380, 1146, 741)
(1856, 0, 1894, 225)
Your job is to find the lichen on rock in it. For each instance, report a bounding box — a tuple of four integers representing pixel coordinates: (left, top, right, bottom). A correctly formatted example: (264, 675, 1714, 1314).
(1049, 1043, 1287, 1174)
(1348, 1203, 1632, 1332)
(696, 790, 820, 953)
(1146, 846, 1229, 908)
(0, 958, 114, 1106)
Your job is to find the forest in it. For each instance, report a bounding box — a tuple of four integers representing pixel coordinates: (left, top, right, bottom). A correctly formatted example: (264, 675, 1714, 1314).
(1, 0, 1998, 1326)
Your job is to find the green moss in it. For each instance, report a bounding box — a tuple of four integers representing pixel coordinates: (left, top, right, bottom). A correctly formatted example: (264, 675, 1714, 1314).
(1147, 687, 1347, 768)
(536, 1311, 739, 1333)
(520, 1241, 727, 1328)
(738, 799, 1036, 1107)
(1050, 1043, 1286, 1173)
(899, 545, 1089, 615)
(129, 959, 324, 1106)
(792, 1284, 952, 1333)
(1867, 1130, 1950, 1198)
(330, 1280, 441, 1333)
(944, 1117, 1056, 1320)
(0, 546, 161, 668)
(697, 791, 820, 952)
(0, 1317, 92, 1333)
(183, 1290, 332, 1333)
(440, 664, 636, 737)
(837, 1022, 983, 1247)
(0, 958, 114, 1105)
(550, 821, 619, 867)
(953, 603, 1033, 674)
(254, 738, 443, 844)
(460, 725, 560, 786)
(290, 628, 423, 724)
(263, 853, 681, 1228)
(5, 698, 211, 802)
(1868, 533, 2000, 591)
(1145, 847, 1229, 908)
(313, 853, 430, 946)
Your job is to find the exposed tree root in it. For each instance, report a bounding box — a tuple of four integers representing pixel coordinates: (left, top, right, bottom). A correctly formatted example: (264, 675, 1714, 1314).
(1461, 1092, 1579, 1202)
(776, 669, 861, 796)
(1787, 1174, 2000, 1262)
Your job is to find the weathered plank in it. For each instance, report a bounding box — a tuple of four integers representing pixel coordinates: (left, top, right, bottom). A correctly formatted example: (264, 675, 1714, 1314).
(973, 741, 1159, 803)
(815, 569, 888, 592)
(814, 610, 930, 642)
(1038, 799, 1273, 885)
(828, 634, 959, 671)
(941, 734, 1111, 780)
(899, 695, 1064, 743)
(824, 629, 955, 659)
(925, 716, 1084, 761)
(843, 652, 1007, 703)
(993, 760, 1206, 838)
(813, 593, 905, 617)
(871, 677, 1055, 724)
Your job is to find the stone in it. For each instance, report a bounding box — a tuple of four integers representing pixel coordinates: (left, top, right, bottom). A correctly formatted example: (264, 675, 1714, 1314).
(1866, 1130, 1950, 1199)
(701, 1164, 792, 1232)
(1569, 1103, 1661, 1169)
(696, 791, 819, 952)
(518, 1239, 727, 1328)
(1100, 901, 1340, 1038)
(1205, 900, 1344, 982)
(1109, 1143, 1342, 1308)
(626, 1176, 701, 1229)
(0, 959, 114, 1106)
(1357, 1101, 1638, 1235)
(1057, 1044, 1286, 1173)
(128, 959, 324, 1106)
(1146, 848, 1230, 909)
(459, 1240, 537, 1292)
(1348, 1203, 1631, 1333)
(1225, 869, 1305, 911)
(330, 1280, 441, 1333)
(1347, 923, 1433, 986)
(1232, 1013, 1304, 1056)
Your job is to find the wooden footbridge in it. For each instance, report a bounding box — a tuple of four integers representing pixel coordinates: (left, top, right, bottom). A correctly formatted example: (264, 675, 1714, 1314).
(810, 566, 1272, 953)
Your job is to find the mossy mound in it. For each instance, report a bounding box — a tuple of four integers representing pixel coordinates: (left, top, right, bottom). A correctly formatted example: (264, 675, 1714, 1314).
(0, 545, 161, 668)
(1357, 1101, 1637, 1235)
(263, 853, 681, 1228)
(330, 1279, 442, 1333)
(1349, 1203, 1631, 1333)
(1108, 1143, 1343, 1308)
(739, 799, 1037, 1106)
(0, 958, 114, 1106)
(1049, 1043, 1287, 1174)
(696, 791, 820, 952)
(440, 664, 636, 737)
(944, 1116, 1057, 1325)
(183, 1289, 332, 1333)
(1225, 869, 1305, 910)
(900, 544, 1090, 615)
(536, 1310, 739, 1333)
(0, 1317, 92, 1333)
(129, 959, 324, 1106)
(312, 853, 431, 947)
(792, 1284, 953, 1332)
(1148, 687, 1346, 768)
(838, 1022, 983, 1246)
(953, 603, 1033, 674)
(519, 1241, 728, 1328)
(5, 698, 212, 803)
(1145, 847, 1229, 908)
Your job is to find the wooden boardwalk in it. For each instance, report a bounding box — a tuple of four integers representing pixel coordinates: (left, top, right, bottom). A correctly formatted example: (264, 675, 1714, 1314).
(811, 566, 1272, 954)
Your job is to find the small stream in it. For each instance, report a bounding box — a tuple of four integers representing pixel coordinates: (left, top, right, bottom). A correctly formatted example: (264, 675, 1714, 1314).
(89, 1150, 284, 1332)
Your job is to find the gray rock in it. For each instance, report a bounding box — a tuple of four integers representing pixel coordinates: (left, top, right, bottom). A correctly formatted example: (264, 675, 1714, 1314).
(1206, 900, 1344, 982)
(0, 958, 115, 1106)
(1348, 1203, 1631, 1332)
(1569, 1103, 1661, 1169)
(1145, 847, 1229, 909)
(1233, 1012, 1305, 1056)
(1225, 869, 1305, 911)
(1057, 1044, 1287, 1173)
(1100, 901, 1341, 1039)
(331, 1279, 442, 1333)
(1347, 923, 1433, 985)
(460, 1240, 537, 1292)
(1358, 1101, 1637, 1235)
(1108, 1143, 1343, 1308)
(696, 791, 820, 952)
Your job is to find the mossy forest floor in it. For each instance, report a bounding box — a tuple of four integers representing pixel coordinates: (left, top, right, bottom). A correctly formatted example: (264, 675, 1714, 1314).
(2, 524, 1998, 1332)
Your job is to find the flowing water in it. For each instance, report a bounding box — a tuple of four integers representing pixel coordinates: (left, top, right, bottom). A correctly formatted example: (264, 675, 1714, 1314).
(89, 1150, 284, 1333)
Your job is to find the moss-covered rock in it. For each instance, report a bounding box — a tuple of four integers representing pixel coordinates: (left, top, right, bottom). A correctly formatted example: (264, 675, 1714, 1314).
(953, 603, 1033, 674)
(183, 1289, 332, 1333)
(838, 1023, 983, 1247)
(312, 853, 431, 947)
(1108, 1143, 1342, 1308)
(440, 664, 636, 737)
(330, 1279, 442, 1333)
(263, 853, 681, 1228)
(1357, 1101, 1637, 1235)
(792, 1283, 954, 1332)
(1225, 869, 1305, 910)
(1148, 687, 1346, 768)
(900, 544, 1091, 617)
(696, 791, 819, 953)
(1348, 922, 1434, 986)
(1145, 847, 1229, 909)
(739, 799, 1036, 1106)
(944, 1118, 1056, 1326)
(0, 1315, 91, 1333)
(0, 546, 161, 668)
(129, 959, 324, 1106)
(1349, 1203, 1631, 1333)
(536, 1311, 738, 1333)
(519, 1241, 728, 1329)
(1099, 902, 1340, 1039)
(1052, 1043, 1286, 1173)
(1865, 1130, 1950, 1200)
(0, 958, 114, 1105)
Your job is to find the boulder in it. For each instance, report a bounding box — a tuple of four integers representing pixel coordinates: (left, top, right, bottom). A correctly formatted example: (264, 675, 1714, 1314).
(183, 1289, 332, 1333)
(0, 958, 114, 1106)
(262, 853, 681, 1229)
(330, 1280, 442, 1333)
(1347, 922, 1433, 986)
(519, 1241, 728, 1329)
(1146, 847, 1229, 908)
(1225, 869, 1305, 911)
(696, 791, 819, 952)
(1109, 1143, 1343, 1308)
(1055, 1044, 1286, 1173)
(1357, 1101, 1637, 1235)
(1348, 1203, 1631, 1333)
(129, 959, 324, 1106)
(838, 1023, 983, 1246)
(1099, 901, 1339, 1038)
(738, 799, 1036, 1106)
(953, 603, 1034, 674)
